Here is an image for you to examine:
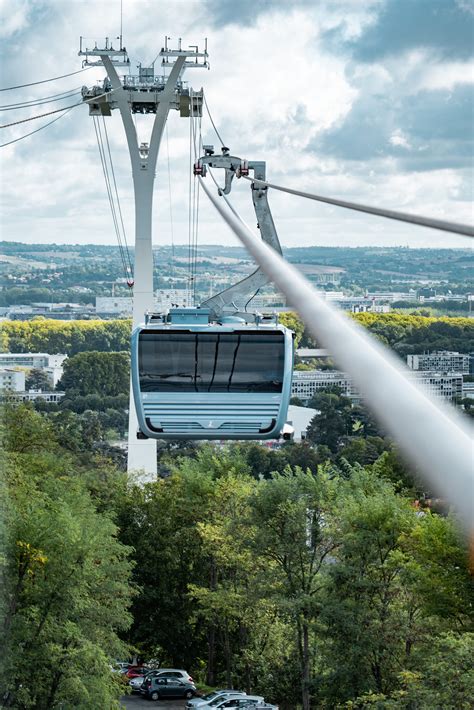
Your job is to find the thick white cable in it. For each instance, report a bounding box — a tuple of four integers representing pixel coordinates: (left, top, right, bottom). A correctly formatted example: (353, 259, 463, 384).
(200, 177, 474, 532)
(242, 176, 474, 238)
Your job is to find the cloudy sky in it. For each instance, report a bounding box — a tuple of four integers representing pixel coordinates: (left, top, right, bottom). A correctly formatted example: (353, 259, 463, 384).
(0, 0, 472, 250)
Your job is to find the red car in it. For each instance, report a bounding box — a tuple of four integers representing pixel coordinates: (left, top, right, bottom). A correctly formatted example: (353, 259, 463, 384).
(125, 666, 148, 679)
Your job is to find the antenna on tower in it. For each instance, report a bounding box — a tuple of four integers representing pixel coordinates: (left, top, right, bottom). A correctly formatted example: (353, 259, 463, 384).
(119, 0, 123, 50)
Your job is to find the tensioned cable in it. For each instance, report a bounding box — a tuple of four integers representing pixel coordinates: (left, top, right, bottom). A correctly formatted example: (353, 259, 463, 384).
(190, 93, 202, 306)
(242, 176, 474, 238)
(202, 93, 473, 239)
(245, 288, 260, 312)
(0, 89, 115, 149)
(0, 89, 115, 129)
(187, 106, 194, 297)
(0, 106, 75, 149)
(199, 175, 474, 532)
(208, 167, 253, 230)
(93, 115, 131, 285)
(0, 87, 82, 111)
(0, 100, 88, 128)
(101, 115, 133, 281)
(0, 66, 91, 92)
(96, 116, 131, 286)
(203, 92, 225, 148)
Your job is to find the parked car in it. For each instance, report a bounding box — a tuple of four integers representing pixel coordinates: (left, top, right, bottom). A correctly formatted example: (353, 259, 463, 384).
(186, 690, 246, 708)
(129, 675, 146, 692)
(140, 676, 197, 701)
(200, 697, 265, 710)
(110, 662, 131, 674)
(124, 666, 149, 679)
(131, 668, 193, 693)
(187, 691, 247, 709)
(153, 668, 194, 683)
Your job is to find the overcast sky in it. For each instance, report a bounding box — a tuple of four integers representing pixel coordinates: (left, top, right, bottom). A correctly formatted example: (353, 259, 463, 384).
(0, 0, 473, 250)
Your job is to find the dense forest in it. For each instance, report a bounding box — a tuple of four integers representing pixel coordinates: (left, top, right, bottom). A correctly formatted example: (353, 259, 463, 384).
(1, 312, 473, 708)
(1, 313, 473, 356)
(1, 405, 473, 709)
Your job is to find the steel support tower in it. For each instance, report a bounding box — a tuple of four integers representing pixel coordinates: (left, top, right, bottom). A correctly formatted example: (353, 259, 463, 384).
(79, 37, 207, 477)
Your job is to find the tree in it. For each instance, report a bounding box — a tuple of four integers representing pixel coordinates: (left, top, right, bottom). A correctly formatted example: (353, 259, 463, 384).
(1, 406, 135, 709)
(58, 351, 130, 397)
(251, 467, 339, 710)
(25, 368, 52, 391)
(306, 392, 353, 452)
(320, 467, 420, 704)
(189, 470, 259, 689)
(278, 312, 304, 346)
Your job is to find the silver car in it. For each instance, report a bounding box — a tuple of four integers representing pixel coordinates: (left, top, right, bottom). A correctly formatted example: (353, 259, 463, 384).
(199, 696, 264, 710)
(187, 691, 247, 708)
(129, 675, 146, 692)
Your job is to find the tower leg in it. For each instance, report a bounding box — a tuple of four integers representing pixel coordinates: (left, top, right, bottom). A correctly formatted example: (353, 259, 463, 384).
(127, 175, 157, 478)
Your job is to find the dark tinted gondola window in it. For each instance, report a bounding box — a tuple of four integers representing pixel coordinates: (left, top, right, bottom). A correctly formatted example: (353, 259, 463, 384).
(139, 331, 285, 392)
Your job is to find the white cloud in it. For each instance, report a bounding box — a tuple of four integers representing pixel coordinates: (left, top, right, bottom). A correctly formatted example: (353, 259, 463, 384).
(0, 0, 31, 38)
(419, 61, 474, 91)
(389, 130, 411, 149)
(0, 0, 472, 251)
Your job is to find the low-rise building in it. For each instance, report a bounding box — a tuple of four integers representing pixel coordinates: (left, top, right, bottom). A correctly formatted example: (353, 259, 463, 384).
(286, 405, 318, 441)
(296, 348, 331, 362)
(0, 368, 25, 392)
(96, 289, 194, 316)
(95, 297, 133, 316)
(292, 370, 359, 404)
(0, 353, 66, 369)
(411, 371, 463, 401)
(407, 351, 470, 374)
(462, 381, 474, 400)
(154, 289, 193, 309)
(292, 368, 463, 404)
(0, 353, 66, 387)
(1, 390, 65, 404)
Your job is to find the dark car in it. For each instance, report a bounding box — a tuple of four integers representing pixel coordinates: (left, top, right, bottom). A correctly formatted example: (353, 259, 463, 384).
(141, 676, 197, 701)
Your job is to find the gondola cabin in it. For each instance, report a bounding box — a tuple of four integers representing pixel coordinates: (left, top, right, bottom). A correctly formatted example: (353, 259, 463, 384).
(131, 308, 294, 440)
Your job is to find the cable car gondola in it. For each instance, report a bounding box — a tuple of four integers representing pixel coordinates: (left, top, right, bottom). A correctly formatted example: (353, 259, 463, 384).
(132, 308, 294, 440)
(131, 149, 294, 440)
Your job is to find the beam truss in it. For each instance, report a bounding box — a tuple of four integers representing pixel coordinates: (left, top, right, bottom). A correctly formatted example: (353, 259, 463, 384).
(79, 38, 207, 477)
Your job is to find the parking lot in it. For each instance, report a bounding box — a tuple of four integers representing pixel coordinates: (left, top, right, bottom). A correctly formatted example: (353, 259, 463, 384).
(121, 694, 187, 709)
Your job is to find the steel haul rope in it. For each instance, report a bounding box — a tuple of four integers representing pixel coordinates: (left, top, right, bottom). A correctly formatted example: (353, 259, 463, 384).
(242, 176, 474, 238)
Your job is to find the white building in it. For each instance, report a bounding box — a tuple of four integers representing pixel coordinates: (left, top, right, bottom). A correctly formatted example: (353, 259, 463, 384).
(0, 353, 66, 387)
(296, 348, 331, 362)
(411, 371, 463, 401)
(154, 289, 193, 309)
(95, 297, 133, 316)
(462, 381, 474, 400)
(1, 390, 65, 404)
(0, 353, 66, 369)
(407, 351, 470, 374)
(292, 370, 359, 403)
(96, 289, 193, 316)
(292, 368, 463, 404)
(333, 298, 391, 313)
(286, 405, 318, 441)
(0, 368, 25, 392)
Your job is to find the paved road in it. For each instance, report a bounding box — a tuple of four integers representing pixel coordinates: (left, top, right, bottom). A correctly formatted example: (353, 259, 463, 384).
(121, 694, 187, 709)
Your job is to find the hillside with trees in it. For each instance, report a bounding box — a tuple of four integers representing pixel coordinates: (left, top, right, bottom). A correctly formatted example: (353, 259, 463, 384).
(1, 405, 473, 709)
